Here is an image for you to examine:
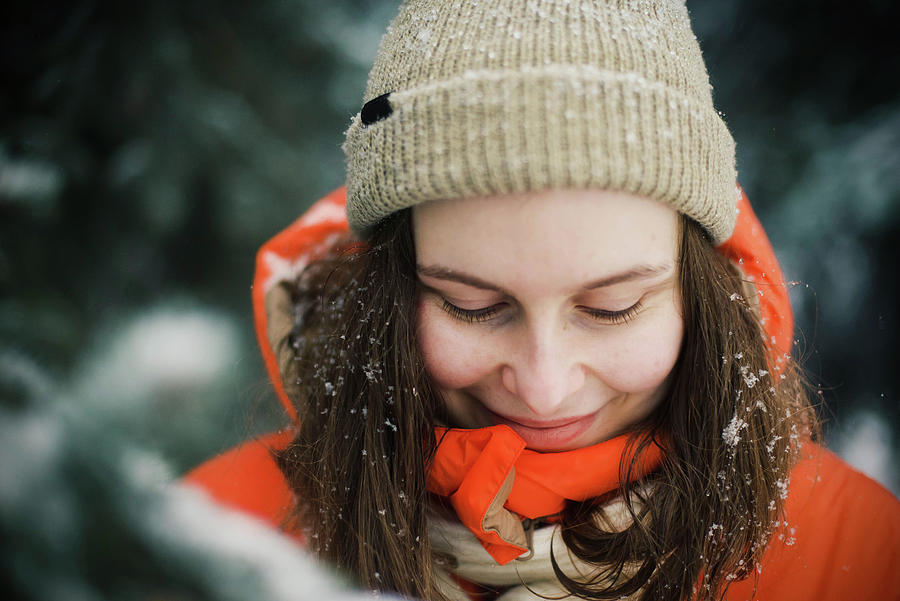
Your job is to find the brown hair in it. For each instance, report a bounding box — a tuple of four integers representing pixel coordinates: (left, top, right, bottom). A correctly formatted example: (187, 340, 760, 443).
(275, 210, 817, 601)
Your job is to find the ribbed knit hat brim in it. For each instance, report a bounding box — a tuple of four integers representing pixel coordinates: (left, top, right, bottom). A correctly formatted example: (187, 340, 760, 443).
(344, 0, 738, 243)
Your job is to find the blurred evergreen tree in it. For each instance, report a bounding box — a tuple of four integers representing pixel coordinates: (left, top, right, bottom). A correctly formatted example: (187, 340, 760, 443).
(1, 0, 392, 369)
(0, 350, 389, 601)
(1, 0, 396, 467)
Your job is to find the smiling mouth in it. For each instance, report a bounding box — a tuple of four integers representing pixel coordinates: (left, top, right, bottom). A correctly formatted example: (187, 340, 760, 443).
(487, 410, 589, 429)
(485, 408, 600, 451)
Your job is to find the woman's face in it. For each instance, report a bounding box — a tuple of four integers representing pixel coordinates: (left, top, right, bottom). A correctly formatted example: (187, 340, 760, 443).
(413, 189, 683, 452)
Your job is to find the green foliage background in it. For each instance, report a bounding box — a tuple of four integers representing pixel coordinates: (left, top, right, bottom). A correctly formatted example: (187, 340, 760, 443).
(1, 1, 898, 597)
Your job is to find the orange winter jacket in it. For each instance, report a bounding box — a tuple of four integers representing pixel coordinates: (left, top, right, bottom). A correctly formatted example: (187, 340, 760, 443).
(185, 187, 900, 601)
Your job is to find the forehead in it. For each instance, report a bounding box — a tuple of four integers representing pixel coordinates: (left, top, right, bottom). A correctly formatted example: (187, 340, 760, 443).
(412, 189, 679, 290)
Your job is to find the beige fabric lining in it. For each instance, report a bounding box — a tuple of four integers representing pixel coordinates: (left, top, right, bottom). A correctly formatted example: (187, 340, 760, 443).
(265, 283, 302, 408)
(481, 468, 527, 549)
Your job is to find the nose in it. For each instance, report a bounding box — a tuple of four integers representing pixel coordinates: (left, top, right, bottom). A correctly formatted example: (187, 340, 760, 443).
(500, 322, 585, 416)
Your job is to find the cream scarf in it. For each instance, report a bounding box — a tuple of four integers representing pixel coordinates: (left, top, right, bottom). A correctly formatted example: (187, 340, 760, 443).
(428, 497, 643, 601)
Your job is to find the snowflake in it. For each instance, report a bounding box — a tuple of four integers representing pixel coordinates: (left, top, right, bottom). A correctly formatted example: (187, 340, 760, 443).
(723, 413, 748, 447)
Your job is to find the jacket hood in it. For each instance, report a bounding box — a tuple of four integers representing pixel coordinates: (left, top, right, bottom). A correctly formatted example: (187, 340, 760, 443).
(251, 186, 793, 424)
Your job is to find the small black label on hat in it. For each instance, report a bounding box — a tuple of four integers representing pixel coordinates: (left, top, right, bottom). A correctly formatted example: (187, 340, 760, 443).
(361, 92, 393, 126)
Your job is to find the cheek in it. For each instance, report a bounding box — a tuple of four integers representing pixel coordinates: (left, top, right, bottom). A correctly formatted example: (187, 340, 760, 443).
(594, 307, 684, 393)
(416, 302, 496, 390)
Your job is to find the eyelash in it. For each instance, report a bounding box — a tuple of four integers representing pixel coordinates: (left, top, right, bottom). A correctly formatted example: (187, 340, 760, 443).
(579, 301, 643, 325)
(440, 300, 643, 325)
(441, 300, 503, 323)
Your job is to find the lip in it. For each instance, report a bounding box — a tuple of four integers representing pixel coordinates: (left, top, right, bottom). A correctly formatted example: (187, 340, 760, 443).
(486, 409, 599, 451)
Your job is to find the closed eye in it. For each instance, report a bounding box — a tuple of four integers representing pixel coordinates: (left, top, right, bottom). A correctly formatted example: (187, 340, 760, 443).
(441, 299, 644, 325)
(579, 301, 643, 325)
(441, 300, 505, 323)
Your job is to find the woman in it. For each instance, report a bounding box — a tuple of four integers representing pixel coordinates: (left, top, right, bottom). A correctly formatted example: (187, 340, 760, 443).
(187, 1, 900, 599)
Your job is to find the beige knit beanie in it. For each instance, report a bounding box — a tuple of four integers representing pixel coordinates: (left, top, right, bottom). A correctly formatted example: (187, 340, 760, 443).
(343, 0, 738, 244)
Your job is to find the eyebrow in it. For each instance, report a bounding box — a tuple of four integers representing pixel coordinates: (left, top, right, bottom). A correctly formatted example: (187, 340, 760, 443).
(416, 263, 672, 294)
(583, 263, 673, 289)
